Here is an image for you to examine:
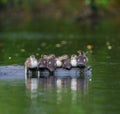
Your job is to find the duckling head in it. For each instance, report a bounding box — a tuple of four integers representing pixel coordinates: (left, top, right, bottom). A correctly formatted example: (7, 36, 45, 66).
(30, 55, 35, 59)
(38, 55, 48, 68)
(60, 54, 69, 60)
(56, 57, 62, 67)
(62, 59, 72, 70)
(71, 54, 77, 67)
(48, 54, 56, 58)
(29, 55, 38, 68)
(41, 54, 48, 59)
(47, 55, 56, 72)
(77, 52, 88, 68)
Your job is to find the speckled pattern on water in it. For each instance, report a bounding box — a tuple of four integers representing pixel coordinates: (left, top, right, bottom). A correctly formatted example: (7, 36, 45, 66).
(0, 17, 120, 114)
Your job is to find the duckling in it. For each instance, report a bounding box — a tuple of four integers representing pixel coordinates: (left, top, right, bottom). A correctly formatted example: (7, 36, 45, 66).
(56, 58, 62, 67)
(62, 55, 72, 70)
(47, 54, 56, 59)
(59, 54, 68, 61)
(70, 54, 78, 67)
(25, 55, 38, 69)
(56, 55, 67, 67)
(38, 55, 48, 69)
(77, 51, 88, 68)
(47, 54, 56, 72)
(25, 55, 38, 78)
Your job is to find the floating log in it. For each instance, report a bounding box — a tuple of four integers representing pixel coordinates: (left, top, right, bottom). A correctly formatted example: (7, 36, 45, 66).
(0, 65, 92, 80)
(26, 66, 92, 79)
(0, 65, 25, 80)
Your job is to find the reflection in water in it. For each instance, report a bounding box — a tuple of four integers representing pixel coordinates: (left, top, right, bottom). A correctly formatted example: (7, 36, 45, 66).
(25, 78, 38, 99)
(71, 78, 77, 91)
(25, 77, 90, 104)
(56, 78, 62, 104)
(71, 78, 77, 104)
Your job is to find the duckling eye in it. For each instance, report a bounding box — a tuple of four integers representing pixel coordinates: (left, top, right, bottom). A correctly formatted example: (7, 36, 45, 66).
(83, 59, 86, 62)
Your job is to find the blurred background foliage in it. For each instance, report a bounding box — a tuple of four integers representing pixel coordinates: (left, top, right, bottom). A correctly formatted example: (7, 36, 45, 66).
(0, 0, 119, 21)
(0, 0, 120, 32)
(0, 0, 120, 65)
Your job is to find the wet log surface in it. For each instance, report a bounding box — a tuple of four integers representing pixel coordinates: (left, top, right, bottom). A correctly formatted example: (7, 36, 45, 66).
(0, 65, 92, 80)
(0, 65, 25, 80)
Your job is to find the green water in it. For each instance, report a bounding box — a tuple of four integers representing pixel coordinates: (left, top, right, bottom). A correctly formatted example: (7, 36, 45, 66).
(0, 17, 120, 114)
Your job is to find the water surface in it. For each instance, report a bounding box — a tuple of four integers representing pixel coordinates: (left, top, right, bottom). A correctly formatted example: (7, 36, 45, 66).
(0, 17, 120, 114)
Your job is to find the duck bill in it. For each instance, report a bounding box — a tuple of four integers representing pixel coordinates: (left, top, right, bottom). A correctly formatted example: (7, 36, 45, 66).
(77, 63, 86, 68)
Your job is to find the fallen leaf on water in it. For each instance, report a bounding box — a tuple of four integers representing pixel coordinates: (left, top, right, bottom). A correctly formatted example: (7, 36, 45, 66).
(36, 53, 39, 56)
(108, 45, 112, 50)
(61, 40, 67, 45)
(106, 41, 110, 46)
(41, 42, 46, 47)
(9, 57, 12, 60)
(87, 44, 93, 50)
(55, 44, 61, 48)
(21, 49, 26, 52)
